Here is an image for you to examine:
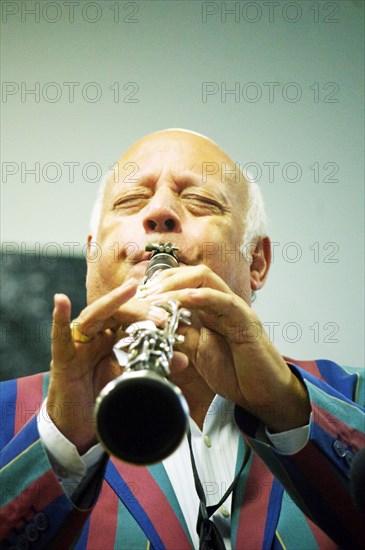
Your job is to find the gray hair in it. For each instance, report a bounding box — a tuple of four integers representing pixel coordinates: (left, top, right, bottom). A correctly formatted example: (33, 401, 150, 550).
(90, 169, 112, 238)
(240, 170, 268, 261)
(89, 168, 268, 261)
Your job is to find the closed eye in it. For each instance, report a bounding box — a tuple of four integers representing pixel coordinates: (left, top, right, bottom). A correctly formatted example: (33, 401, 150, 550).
(182, 194, 225, 215)
(113, 193, 150, 211)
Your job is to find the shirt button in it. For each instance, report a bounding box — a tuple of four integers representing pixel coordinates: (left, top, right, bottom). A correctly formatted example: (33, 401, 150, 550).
(333, 440, 346, 458)
(25, 523, 39, 542)
(345, 449, 354, 466)
(15, 535, 29, 550)
(204, 435, 212, 448)
(34, 512, 49, 531)
(219, 506, 230, 518)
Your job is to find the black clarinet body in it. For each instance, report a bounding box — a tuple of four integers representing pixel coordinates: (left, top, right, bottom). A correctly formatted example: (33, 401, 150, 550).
(95, 243, 190, 465)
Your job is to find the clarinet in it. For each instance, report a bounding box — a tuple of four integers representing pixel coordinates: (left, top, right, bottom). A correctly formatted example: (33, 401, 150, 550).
(95, 242, 191, 465)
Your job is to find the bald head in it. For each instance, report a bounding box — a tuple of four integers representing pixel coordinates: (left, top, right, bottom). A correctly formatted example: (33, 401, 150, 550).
(111, 128, 243, 189)
(118, 128, 234, 165)
(90, 128, 267, 255)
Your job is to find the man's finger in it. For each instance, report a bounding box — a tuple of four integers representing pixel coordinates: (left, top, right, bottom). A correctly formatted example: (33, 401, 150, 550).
(51, 293, 74, 362)
(149, 288, 261, 346)
(139, 265, 231, 297)
(75, 278, 139, 336)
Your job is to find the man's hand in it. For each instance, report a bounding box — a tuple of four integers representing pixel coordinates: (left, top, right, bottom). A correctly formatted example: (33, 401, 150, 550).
(47, 279, 167, 454)
(141, 265, 311, 432)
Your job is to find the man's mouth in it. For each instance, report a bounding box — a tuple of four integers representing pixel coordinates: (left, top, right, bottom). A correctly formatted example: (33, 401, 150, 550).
(127, 250, 153, 265)
(125, 245, 195, 266)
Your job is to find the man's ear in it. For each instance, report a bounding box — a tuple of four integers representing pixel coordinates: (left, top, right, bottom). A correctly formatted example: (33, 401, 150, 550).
(250, 236, 271, 291)
(86, 234, 93, 267)
(86, 235, 93, 264)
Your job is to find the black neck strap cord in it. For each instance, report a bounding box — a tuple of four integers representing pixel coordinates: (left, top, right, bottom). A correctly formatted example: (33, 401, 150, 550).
(187, 428, 251, 550)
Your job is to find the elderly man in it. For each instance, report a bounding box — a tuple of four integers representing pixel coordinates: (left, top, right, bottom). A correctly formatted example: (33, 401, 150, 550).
(1, 129, 364, 549)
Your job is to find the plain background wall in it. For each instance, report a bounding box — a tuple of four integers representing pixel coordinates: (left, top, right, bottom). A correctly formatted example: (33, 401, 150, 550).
(1, 0, 364, 367)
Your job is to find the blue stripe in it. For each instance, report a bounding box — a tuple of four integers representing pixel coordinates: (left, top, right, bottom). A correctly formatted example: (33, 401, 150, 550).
(263, 478, 284, 549)
(73, 516, 91, 549)
(0, 378, 17, 448)
(310, 422, 351, 478)
(290, 364, 365, 412)
(316, 359, 358, 400)
(0, 414, 39, 467)
(105, 461, 165, 550)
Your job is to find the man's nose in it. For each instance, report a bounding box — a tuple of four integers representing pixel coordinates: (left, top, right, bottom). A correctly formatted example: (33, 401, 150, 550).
(142, 189, 182, 233)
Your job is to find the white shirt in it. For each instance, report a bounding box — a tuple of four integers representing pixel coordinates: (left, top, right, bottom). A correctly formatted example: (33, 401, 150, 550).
(38, 397, 309, 548)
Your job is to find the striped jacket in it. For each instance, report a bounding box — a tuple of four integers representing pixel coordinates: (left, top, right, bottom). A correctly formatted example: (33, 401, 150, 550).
(1, 359, 364, 549)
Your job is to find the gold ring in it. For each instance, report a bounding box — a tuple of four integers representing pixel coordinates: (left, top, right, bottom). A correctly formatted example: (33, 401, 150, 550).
(70, 320, 93, 343)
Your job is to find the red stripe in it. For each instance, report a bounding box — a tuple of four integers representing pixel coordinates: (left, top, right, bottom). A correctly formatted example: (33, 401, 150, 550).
(0, 469, 64, 538)
(113, 460, 191, 548)
(85, 480, 118, 548)
(293, 443, 365, 544)
(235, 454, 274, 550)
(15, 374, 43, 434)
(284, 357, 325, 381)
(312, 403, 365, 450)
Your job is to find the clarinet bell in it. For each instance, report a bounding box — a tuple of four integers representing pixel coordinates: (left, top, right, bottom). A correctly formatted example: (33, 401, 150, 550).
(95, 369, 189, 465)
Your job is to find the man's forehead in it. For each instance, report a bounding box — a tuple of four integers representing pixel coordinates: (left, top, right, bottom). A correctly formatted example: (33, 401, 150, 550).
(109, 131, 243, 185)
(118, 130, 233, 165)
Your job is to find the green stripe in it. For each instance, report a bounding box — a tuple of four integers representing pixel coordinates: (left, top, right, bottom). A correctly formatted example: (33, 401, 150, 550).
(147, 461, 193, 546)
(231, 436, 251, 548)
(354, 370, 365, 407)
(42, 372, 50, 400)
(1, 439, 51, 507)
(342, 366, 365, 407)
(305, 380, 365, 433)
(276, 494, 319, 549)
(115, 498, 149, 549)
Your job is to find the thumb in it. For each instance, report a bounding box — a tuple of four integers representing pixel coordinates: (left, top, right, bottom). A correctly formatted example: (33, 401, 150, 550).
(170, 351, 189, 374)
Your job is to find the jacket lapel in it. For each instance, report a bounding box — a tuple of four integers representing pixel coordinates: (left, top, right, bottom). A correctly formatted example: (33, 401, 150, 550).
(231, 436, 282, 550)
(106, 458, 192, 549)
